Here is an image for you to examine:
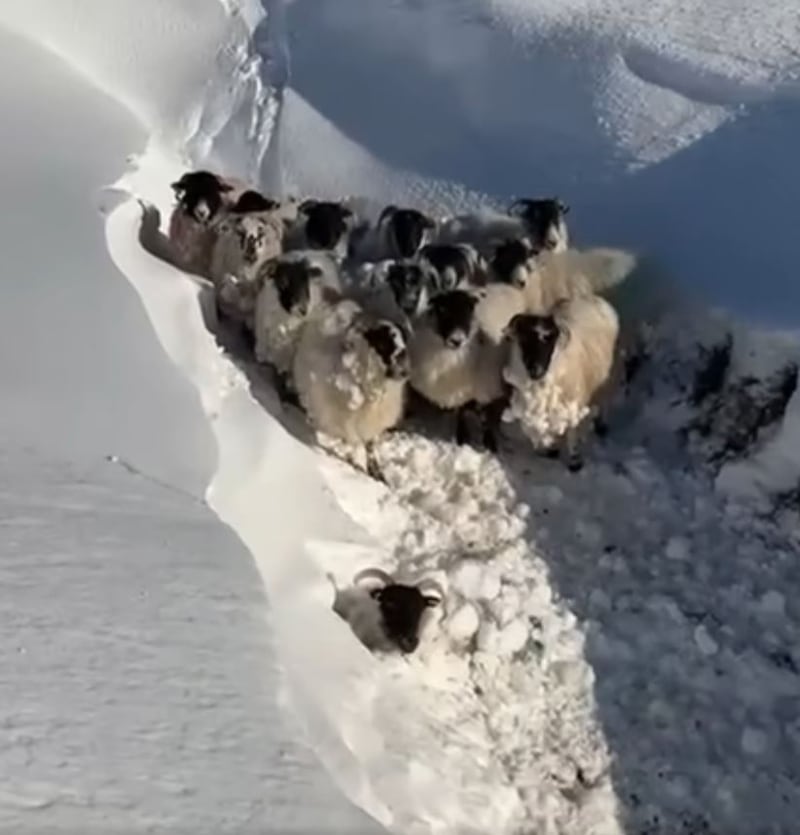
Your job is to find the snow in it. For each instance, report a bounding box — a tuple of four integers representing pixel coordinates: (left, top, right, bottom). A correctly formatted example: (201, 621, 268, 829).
(0, 14, 380, 835)
(4, 0, 800, 833)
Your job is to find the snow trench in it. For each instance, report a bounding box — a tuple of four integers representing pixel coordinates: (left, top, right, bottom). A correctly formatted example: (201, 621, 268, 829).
(26, 0, 800, 832)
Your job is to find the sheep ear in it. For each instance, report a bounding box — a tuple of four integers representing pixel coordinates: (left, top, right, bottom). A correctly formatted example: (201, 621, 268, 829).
(423, 594, 442, 607)
(299, 199, 318, 214)
(558, 199, 570, 215)
(341, 206, 354, 218)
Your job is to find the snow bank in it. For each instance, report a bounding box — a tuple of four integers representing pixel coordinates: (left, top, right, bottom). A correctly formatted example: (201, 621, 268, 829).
(0, 18, 379, 834)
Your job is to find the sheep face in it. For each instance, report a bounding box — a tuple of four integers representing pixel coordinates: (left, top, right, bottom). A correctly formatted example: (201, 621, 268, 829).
(170, 170, 232, 223)
(363, 320, 410, 381)
(508, 198, 569, 251)
(271, 259, 323, 316)
(370, 583, 440, 653)
(419, 244, 473, 291)
(299, 200, 354, 250)
(386, 262, 430, 317)
(508, 312, 561, 380)
(230, 190, 280, 214)
(380, 206, 435, 259)
(230, 214, 279, 266)
(427, 290, 479, 349)
(490, 238, 536, 289)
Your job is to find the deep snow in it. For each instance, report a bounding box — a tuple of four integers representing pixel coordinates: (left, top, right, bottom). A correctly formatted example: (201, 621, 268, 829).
(4, 0, 800, 834)
(0, 18, 381, 834)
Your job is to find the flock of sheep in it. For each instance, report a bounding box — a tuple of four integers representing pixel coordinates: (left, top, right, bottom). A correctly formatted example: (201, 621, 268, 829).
(165, 168, 638, 654)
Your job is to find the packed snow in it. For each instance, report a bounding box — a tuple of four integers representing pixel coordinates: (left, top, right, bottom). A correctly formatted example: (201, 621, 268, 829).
(3, 1, 800, 835)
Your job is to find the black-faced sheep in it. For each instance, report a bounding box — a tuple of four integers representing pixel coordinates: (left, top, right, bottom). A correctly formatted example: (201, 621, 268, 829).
(331, 568, 444, 654)
(488, 238, 637, 313)
(503, 293, 620, 471)
(252, 251, 342, 380)
(408, 285, 526, 450)
(349, 205, 436, 263)
(436, 196, 570, 258)
(284, 199, 357, 259)
(350, 259, 436, 327)
(168, 170, 249, 275)
(292, 298, 411, 477)
(417, 242, 487, 292)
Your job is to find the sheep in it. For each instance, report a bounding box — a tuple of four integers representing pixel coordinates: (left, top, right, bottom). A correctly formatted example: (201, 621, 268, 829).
(331, 567, 445, 654)
(436, 196, 570, 258)
(167, 170, 249, 275)
(349, 259, 436, 327)
(292, 297, 411, 479)
(416, 242, 487, 292)
(488, 238, 637, 313)
(283, 199, 357, 259)
(348, 205, 436, 263)
(252, 250, 342, 393)
(408, 285, 526, 450)
(207, 194, 287, 322)
(502, 293, 621, 471)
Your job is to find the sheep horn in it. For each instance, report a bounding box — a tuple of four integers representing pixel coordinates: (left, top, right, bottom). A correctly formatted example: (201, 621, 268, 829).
(416, 577, 446, 602)
(353, 567, 394, 588)
(378, 204, 398, 225)
(508, 198, 534, 215)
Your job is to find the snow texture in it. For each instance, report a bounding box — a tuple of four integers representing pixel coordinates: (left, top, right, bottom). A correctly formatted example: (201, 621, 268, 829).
(4, 0, 800, 834)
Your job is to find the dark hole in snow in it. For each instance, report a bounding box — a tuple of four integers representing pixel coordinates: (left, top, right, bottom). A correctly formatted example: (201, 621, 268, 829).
(690, 333, 732, 406)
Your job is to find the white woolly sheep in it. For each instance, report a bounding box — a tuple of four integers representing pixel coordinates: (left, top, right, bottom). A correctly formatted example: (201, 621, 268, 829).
(292, 297, 411, 478)
(210, 198, 285, 300)
(503, 293, 621, 471)
(331, 567, 445, 654)
(408, 284, 526, 449)
(252, 250, 342, 381)
(436, 197, 570, 258)
(348, 205, 436, 263)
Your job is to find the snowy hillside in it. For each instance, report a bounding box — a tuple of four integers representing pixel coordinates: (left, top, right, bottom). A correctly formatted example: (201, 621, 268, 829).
(3, 0, 800, 834)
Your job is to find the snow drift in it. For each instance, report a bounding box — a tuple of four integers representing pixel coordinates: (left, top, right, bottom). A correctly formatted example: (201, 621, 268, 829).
(5, 0, 800, 833)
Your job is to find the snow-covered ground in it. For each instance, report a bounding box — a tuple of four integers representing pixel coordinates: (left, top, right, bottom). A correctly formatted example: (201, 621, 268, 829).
(3, 0, 800, 833)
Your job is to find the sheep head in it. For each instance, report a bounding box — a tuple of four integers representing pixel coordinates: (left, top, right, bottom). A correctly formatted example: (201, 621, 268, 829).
(508, 197, 569, 252)
(354, 569, 443, 654)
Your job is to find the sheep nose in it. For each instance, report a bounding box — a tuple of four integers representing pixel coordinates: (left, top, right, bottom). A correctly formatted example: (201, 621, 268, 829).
(446, 332, 465, 349)
(397, 635, 419, 653)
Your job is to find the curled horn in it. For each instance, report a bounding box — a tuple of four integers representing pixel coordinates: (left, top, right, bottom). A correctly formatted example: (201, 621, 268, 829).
(417, 577, 446, 604)
(353, 567, 394, 589)
(299, 198, 319, 213)
(378, 204, 398, 225)
(508, 198, 534, 216)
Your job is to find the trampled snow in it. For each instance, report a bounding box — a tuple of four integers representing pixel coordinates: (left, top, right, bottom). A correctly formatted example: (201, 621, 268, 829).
(3, 0, 800, 833)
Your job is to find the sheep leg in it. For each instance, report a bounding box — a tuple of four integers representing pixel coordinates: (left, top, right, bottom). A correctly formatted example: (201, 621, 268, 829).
(273, 369, 300, 408)
(365, 443, 387, 484)
(563, 426, 585, 473)
(455, 405, 473, 447)
(481, 398, 506, 453)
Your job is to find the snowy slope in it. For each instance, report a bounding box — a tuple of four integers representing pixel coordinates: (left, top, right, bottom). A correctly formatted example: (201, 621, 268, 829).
(4, 0, 800, 834)
(0, 18, 381, 835)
